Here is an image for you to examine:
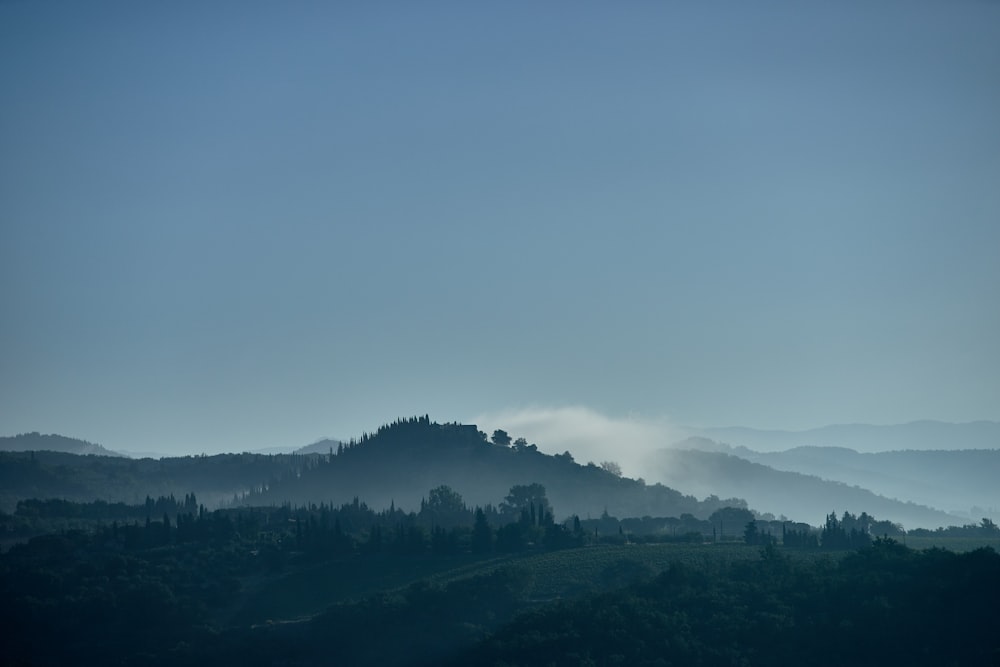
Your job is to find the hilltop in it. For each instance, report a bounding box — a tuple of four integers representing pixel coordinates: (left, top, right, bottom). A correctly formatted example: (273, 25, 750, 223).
(0, 432, 122, 457)
(243, 417, 743, 521)
(0, 418, 744, 521)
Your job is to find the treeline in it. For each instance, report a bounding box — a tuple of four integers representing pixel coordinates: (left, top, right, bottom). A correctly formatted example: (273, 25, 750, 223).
(15, 493, 201, 520)
(909, 517, 1000, 539)
(3, 483, 583, 560)
(774, 510, 904, 550)
(588, 506, 904, 551)
(4, 485, 999, 666)
(0, 448, 312, 513)
(1, 487, 801, 560)
(226, 483, 581, 559)
(5, 489, 913, 559)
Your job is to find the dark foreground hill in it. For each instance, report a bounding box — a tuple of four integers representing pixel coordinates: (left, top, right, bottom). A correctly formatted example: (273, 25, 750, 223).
(6, 520, 996, 667)
(445, 541, 1000, 667)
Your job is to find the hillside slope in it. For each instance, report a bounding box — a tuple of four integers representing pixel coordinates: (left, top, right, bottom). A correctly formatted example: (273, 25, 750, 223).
(0, 450, 302, 513)
(0, 419, 745, 521)
(643, 447, 964, 528)
(739, 446, 1000, 516)
(244, 417, 745, 521)
(0, 432, 121, 457)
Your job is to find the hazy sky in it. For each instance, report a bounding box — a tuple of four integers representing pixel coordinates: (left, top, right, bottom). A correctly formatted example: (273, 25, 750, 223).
(2, 0, 999, 455)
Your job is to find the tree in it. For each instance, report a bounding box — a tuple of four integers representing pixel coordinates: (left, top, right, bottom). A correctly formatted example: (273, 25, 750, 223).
(495, 522, 528, 552)
(501, 484, 552, 522)
(472, 508, 493, 554)
(421, 485, 468, 529)
(821, 511, 848, 549)
(492, 430, 512, 447)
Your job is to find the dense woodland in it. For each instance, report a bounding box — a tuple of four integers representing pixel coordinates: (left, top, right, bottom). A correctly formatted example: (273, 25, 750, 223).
(451, 541, 1000, 667)
(2, 417, 999, 665)
(2, 491, 998, 666)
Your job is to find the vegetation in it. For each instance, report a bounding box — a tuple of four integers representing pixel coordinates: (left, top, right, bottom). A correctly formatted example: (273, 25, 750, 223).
(2, 417, 998, 665)
(451, 540, 1000, 667)
(0, 484, 1000, 665)
(0, 448, 306, 513)
(0, 418, 746, 523)
(3, 500, 997, 666)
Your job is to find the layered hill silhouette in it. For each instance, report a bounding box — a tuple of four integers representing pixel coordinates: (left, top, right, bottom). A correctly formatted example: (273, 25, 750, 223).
(666, 422, 1000, 526)
(732, 445, 999, 517)
(0, 432, 122, 457)
(697, 420, 1000, 453)
(0, 449, 302, 513)
(295, 438, 344, 455)
(244, 417, 744, 521)
(4, 418, 990, 528)
(0, 418, 744, 522)
(643, 442, 968, 529)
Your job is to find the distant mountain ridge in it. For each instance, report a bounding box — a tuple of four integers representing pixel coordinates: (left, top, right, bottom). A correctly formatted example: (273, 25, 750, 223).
(729, 445, 999, 517)
(0, 432, 123, 457)
(697, 420, 1000, 453)
(643, 445, 966, 529)
(294, 438, 344, 455)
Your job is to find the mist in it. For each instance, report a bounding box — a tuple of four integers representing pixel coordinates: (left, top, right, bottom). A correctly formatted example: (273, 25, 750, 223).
(471, 406, 686, 479)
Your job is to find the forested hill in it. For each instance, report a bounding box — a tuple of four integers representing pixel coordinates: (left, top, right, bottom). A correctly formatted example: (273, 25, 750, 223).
(0, 450, 300, 513)
(0, 432, 121, 457)
(242, 417, 744, 521)
(0, 418, 744, 520)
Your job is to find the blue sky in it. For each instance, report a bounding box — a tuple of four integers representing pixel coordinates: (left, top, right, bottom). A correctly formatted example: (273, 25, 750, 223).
(2, 0, 998, 455)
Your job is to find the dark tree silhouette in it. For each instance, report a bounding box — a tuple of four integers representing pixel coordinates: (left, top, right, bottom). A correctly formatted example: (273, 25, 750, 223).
(472, 507, 493, 553)
(491, 430, 512, 447)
